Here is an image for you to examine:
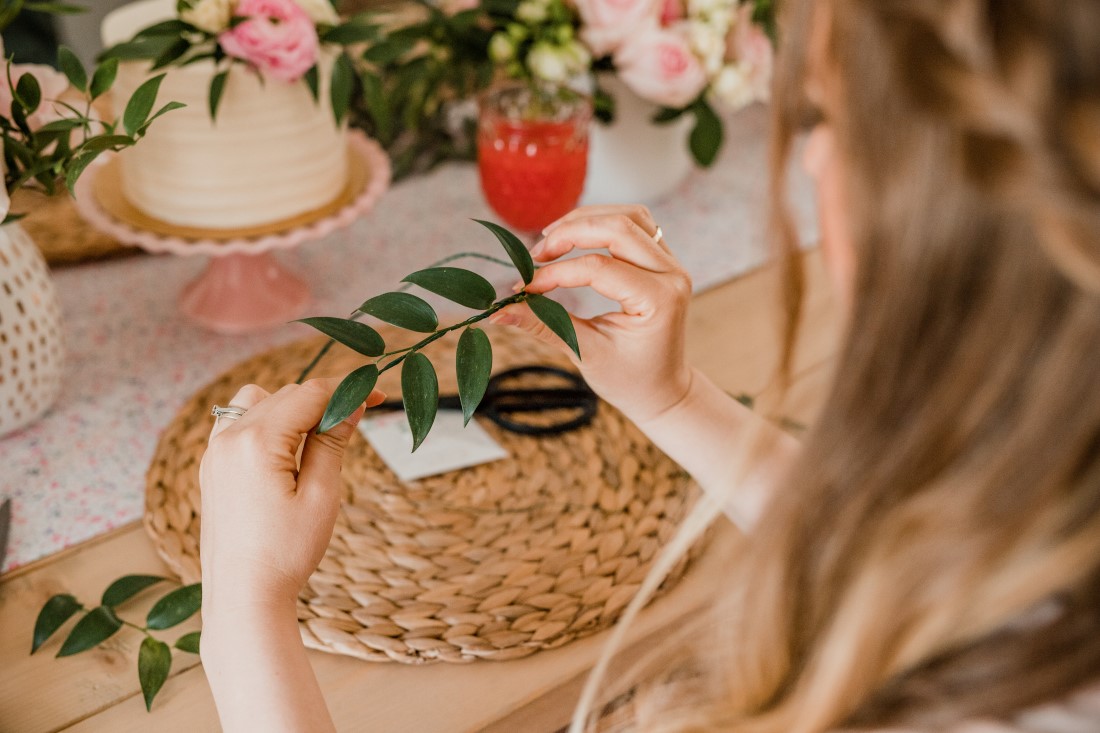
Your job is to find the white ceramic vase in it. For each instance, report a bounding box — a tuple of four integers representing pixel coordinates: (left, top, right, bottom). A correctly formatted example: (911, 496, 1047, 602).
(581, 75, 696, 206)
(0, 222, 64, 436)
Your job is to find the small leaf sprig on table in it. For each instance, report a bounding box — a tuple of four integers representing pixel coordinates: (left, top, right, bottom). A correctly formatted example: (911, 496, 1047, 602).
(31, 575, 201, 711)
(296, 218, 580, 450)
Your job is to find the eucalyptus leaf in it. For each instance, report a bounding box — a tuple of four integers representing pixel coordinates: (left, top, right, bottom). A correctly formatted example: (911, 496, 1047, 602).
(473, 219, 534, 284)
(138, 637, 171, 711)
(323, 21, 379, 45)
(65, 151, 98, 194)
(100, 36, 178, 62)
(329, 53, 354, 126)
(526, 294, 580, 358)
(57, 606, 122, 657)
(32, 594, 82, 654)
(150, 38, 190, 70)
(297, 317, 384, 357)
(303, 65, 319, 103)
(133, 19, 193, 38)
(78, 134, 133, 154)
(456, 327, 492, 426)
(139, 101, 186, 135)
(689, 99, 723, 167)
(16, 73, 42, 114)
(208, 70, 228, 120)
(36, 117, 84, 134)
(123, 73, 166, 136)
(146, 582, 201, 630)
(359, 292, 438, 332)
(318, 363, 379, 433)
(174, 631, 201, 654)
(89, 58, 119, 100)
(402, 352, 439, 452)
(57, 46, 87, 92)
(402, 267, 496, 310)
(101, 575, 167, 607)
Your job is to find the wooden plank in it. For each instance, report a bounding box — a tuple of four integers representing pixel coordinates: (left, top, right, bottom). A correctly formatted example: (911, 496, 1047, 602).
(2, 249, 841, 733)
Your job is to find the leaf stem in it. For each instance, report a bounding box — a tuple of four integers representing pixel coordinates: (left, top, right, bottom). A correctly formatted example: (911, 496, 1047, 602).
(295, 251, 523, 383)
(375, 292, 526, 375)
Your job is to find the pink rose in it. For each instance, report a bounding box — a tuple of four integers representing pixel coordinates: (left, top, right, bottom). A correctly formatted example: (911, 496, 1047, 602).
(727, 3, 773, 100)
(576, 0, 659, 57)
(614, 24, 707, 108)
(0, 62, 69, 130)
(659, 0, 684, 26)
(218, 0, 319, 83)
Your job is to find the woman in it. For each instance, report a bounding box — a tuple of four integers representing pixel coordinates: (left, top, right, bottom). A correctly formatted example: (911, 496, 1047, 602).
(198, 0, 1100, 730)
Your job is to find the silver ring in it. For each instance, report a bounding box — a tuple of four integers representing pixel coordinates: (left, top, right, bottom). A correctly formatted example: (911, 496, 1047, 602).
(211, 405, 248, 421)
(653, 226, 664, 244)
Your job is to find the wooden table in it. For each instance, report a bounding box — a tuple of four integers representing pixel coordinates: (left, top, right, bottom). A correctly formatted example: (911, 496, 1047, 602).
(0, 249, 839, 733)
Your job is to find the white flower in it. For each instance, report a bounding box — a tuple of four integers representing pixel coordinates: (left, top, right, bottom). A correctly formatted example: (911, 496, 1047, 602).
(712, 62, 754, 109)
(180, 0, 236, 33)
(489, 32, 516, 62)
(516, 0, 549, 23)
(686, 0, 725, 17)
(687, 20, 724, 75)
(562, 39, 591, 72)
(293, 0, 340, 25)
(526, 42, 570, 82)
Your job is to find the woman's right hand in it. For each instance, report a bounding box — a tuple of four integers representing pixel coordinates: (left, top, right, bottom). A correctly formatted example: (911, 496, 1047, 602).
(488, 204, 694, 425)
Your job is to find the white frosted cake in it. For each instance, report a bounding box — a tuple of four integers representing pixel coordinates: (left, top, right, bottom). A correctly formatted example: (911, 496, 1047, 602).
(101, 0, 349, 230)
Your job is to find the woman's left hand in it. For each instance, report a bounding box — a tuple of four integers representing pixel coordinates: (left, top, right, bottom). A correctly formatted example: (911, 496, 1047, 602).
(199, 379, 384, 621)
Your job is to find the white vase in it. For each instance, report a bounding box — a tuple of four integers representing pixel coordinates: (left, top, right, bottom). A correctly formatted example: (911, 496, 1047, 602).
(581, 75, 696, 206)
(0, 222, 64, 436)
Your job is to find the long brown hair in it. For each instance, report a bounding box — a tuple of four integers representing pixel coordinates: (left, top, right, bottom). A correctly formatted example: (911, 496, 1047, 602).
(579, 1, 1100, 730)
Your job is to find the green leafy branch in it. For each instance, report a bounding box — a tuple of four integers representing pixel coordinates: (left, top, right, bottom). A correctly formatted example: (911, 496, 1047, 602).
(2, 46, 182, 222)
(31, 576, 202, 711)
(297, 219, 579, 451)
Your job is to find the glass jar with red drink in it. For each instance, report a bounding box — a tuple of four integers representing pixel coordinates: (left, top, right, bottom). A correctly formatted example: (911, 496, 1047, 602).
(477, 83, 592, 234)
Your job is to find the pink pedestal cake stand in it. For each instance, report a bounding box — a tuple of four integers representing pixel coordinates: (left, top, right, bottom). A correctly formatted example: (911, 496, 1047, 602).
(74, 131, 391, 334)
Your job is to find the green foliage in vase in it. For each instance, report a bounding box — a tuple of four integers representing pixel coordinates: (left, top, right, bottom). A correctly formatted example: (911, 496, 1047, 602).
(296, 219, 580, 449)
(31, 575, 202, 711)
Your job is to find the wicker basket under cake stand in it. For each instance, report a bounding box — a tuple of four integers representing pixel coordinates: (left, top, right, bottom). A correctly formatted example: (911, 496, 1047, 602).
(73, 131, 391, 334)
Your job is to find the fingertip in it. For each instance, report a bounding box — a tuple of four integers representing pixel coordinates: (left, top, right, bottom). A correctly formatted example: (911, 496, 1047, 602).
(365, 390, 387, 409)
(341, 404, 366, 427)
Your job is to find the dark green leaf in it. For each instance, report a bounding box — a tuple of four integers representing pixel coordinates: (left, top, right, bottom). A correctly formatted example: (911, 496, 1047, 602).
(24, 1, 85, 13)
(146, 583, 201, 630)
(329, 54, 354, 126)
(138, 100, 186, 135)
(36, 117, 84, 134)
(57, 46, 87, 92)
(472, 219, 534, 284)
(359, 292, 438, 332)
(526, 294, 580, 358)
(302, 65, 319, 103)
(101, 575, 167, 607)
(133, 19, 193, 38)
(32, 594, 82, 653)
(174, 631, 201, 654)
(361, 38, 415, 66)
(123, 73, 166, 136)
(401, 352, 439, 452)
(99, 36, 178, 62)
(318, 363, 379, 433)
(689, 99, 723, 167)
(65, 151, 98, 194)
(652, 106, 685, 124)
(16, 73, 42, 114)
(297, 317, 384, 357)
(78, 134, 134, 154)
(456, 327, 492, 426)
(402, 267, 496, 310)
(57, 606, 122, 657)
(90, 58, 119, 100)
(322, 21, 379, 45)
(208, 70, 228, 120)
(358, 71, 391, 143)
(150, 38, 191, 70)
(138, 637, 172, 711)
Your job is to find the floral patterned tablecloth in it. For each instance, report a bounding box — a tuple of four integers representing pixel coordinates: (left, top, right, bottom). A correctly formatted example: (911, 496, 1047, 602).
(0, 106, 815, 573)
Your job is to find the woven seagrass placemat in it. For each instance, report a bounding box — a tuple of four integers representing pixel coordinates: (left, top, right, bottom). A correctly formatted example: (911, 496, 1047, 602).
(12, 188, 133, 266)
(145, 326, 706, 664)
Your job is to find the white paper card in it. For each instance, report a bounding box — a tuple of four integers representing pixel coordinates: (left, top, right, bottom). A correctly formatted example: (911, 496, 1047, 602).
(358, 410, 510, 482)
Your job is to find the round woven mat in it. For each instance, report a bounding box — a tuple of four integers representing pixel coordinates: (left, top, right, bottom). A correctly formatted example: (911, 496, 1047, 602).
(145, 326, 706, 664)
(12, 188, 133, 266)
